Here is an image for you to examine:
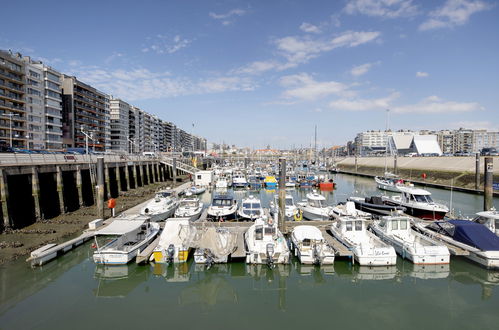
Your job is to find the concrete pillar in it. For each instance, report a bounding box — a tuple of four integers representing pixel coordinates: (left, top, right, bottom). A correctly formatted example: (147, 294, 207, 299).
(89, 164, 96, 205)
(484, 157, 493, 211)
(173, 158, 177, 188)
(155, 163, 159, 182)
(355, 155, 358, 173)
(278, 157, 286, 233)
(76, 166, 83, 207)
(475, 153, 480, 190)
(124, 165, 130, 191)
(31, 167, 42, 221)
(0, 169, 10, 229)
(148, 164, 154, 183)
(158, 164, 164, 182)
(393, 154, 398, 175)
(56, 166, 65, 214)
(96, 157, 105, 219)
(105, 165, 111, 199)
(139, 163, 144, 186)
(117, 166, 123, 192)
(132, 164, 138, 188)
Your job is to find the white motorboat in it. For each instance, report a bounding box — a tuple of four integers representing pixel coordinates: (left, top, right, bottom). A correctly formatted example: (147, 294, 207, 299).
(269, 194, 300, 221)
(232, 172, 248, 188)
(329, 216, 397, 266)
(374, 173, 414, 192)
(290, 225, 335, 265)
(331, 201, 371, 220)
(215, 178, 229, 189)
(245, 217, 290, 266)
(382, 186, 449, 220)
(193, 227, 238, 265)
(140, 190, 178, 221)
(415, 220, 499, 269)
(151, 218, 194, 264)
(237, 195, 264, 220)
(371, 216, 450, 265)
(472, 209, 499, 236)
(174, 196, 204, 221)
(297, 190, 333, 221)
(93, 216, 160, 265)
(207, 194, 238, 221)
(187, 185, 206, 195)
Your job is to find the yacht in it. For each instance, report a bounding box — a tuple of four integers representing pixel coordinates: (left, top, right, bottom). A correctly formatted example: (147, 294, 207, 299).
(415, 220, 499, 269)
(151, 218, 194, 264)
(472, 210, 499, 236)
(382, 186, 448, 220)
(174, 195, 204, 221)
(207, 194, 238, 221)
(290, 225, 335, 265)
(269, 194, 300, 221)
(245, 216, 290, 266)
(371, 216, 450, 264)
(329, 216, 397, 266)
(140, 190, 178, 221)
(93, 216, 160, 265)
(237, 195, 264, 220)
(298, 190, 333, 221)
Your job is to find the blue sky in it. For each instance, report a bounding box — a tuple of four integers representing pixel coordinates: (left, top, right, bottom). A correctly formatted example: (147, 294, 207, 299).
(2, 0, 498, 148)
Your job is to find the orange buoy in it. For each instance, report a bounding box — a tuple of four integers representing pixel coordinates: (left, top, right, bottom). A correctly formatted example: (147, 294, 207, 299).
(107, 198, 116, 209)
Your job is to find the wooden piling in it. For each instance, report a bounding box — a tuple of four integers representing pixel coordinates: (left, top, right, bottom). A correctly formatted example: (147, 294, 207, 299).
(56, 166, 65, 214)
(76, 166, 83, 206)
(96, 157, 105, 219)
(31, 167, 42, 221)
(484, 157, 493, 211)
(475, 153, 480, 190)
(278, 157, 286, 233)
(0, 169, 10, 229)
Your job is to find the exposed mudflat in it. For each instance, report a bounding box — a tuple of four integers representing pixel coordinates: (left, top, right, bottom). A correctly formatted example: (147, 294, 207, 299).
(0, 180, 183, 265)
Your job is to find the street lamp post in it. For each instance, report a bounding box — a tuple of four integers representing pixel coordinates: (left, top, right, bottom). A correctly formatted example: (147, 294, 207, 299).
(5, 113, 19, 148)
(80, 125, 94, 155)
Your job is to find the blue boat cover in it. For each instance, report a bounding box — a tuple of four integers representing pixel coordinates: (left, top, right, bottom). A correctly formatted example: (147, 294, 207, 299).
(446, 220, 499, 251)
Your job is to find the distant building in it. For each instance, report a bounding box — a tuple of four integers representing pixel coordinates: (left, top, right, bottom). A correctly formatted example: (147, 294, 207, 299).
(110, 98, 129, 153)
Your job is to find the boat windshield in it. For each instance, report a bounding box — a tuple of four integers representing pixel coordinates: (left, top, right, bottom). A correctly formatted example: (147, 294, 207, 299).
(285, 198, 293, 206)
(213, 199, 232, 207)
(156, 192, 171, 198)
(413, 194, 432, 203)
(180, 201, 197, 208)
(310, 199, 325, 208)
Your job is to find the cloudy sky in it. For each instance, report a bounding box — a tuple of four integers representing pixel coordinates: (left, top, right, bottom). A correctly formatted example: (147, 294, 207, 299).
(2, 0, 498, 148)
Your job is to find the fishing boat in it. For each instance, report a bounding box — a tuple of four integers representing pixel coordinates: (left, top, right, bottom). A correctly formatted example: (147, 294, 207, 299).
(207, 194, 238, 221)
(269, 194, 301, 221)
(290, 225, 335, 265)
(347, 196, 406, 216)
(151, 218, 194, 264)
(329, 216, 397, 266)
(374, 172, 414, 192)
(297, 190, 333, 221)
(382, 186, 448, 220)
(174, 195, 204, 221)
(472, 209, 499, 236)
(415, 220, 499, 269)
(237, 195, 264, 221)
(245, 216, 290, 266)
(93, 216, 160, 265)
(140, 190, 178, 221)
(371, 216, 450, 264)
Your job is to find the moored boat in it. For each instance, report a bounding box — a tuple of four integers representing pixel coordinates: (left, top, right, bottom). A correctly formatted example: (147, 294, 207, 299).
(140, 190, 178, 221)
(382, 186, 448, 220)
(245, 217, 290, 266)
(298, 190, 333, 221)
(290, 225, 335, 265)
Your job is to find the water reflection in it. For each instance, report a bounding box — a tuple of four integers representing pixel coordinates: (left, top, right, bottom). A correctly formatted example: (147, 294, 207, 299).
(151, 261, 191, 282)
(93, 264, 150, 298)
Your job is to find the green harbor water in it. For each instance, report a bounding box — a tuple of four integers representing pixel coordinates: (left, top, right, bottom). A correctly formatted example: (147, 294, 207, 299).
(1, 173, 498, 330)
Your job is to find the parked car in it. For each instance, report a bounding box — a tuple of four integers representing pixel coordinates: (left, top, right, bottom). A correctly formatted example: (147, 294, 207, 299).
(481, 147, 498, 156)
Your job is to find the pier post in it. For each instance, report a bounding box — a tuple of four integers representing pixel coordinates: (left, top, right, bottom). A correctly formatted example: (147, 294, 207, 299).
(132, 164, 138, 188)
(96, 157, 105, 219)
(159, 164, 164, 182)
(484, 157, 493, 211)
(393, 154, 398, 175)
(105, 165, 111, 199)
(149, 164, 154, 183)
(31, 167, 42, 221)
(56, 166, 65, 214)
(355, 155, 358, 173)
(155, 163, 159, 182)
(117, 166, 123, 192)
(244, 157, 249, 169)
(278, 157, 286, 233)
(475, 153, 480, 190)
(138, 163, 144, 186)
(76, 166, 83, 206)
(173, 158, 177, 188)
(124, 165, 130, 190)
(0, 169, 11, 229)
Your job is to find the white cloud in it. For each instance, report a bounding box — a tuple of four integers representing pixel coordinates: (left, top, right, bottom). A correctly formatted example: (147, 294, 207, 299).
(209, 8, 246, 25)
(300, 22, 322, 34)
(392, 96, 483, 113)
(416, 71, 429, 77)
(351, 62, 379, 76)
(232, 60, 280, 75)
(345, 0, 419, 18)
(275, 30, 381, 68)
(197, 76, 256, 93)
(329, 92, 399, 111)
(279, 73, 353, 101)
(142, 34, 192, 54)
(419, 0, 493, 31)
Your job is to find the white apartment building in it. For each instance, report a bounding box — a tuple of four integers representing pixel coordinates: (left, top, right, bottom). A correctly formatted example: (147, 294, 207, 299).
(110, 98, 129, 153)
(21, 56, 45, 150)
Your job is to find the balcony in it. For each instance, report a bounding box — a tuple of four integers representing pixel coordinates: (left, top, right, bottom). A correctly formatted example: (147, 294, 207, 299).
(0, 69, 24, 83)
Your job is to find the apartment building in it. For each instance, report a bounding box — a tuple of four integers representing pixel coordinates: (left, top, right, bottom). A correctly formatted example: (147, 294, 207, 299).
(110, 98, 130, 153)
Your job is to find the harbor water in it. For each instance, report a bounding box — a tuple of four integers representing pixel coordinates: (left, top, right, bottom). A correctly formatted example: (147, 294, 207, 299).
(1, 173, 498, 330)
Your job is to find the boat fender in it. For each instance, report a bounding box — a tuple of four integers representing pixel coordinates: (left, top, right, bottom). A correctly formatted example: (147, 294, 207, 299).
(294, 210, 303, 221)
(144, 208, 149, 214)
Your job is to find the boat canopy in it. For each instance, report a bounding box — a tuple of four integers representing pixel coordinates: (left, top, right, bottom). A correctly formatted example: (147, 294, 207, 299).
(433, 220, 499, 251)
(96, 219, 146, 235)
(293, 225, 323, 241)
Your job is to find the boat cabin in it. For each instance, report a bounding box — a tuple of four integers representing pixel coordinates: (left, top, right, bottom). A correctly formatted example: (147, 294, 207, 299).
(212, 195, 236, 207)
(398, 187, 434, 204)
(242, 196, 262, 216)
(473, 210, 499, 235)
(178, 198, 200, 209)
(377, 216, 411, 238)
(335, 217, 367, 237)
(254, 221, 277, 241)
(307, 192, 326, 208)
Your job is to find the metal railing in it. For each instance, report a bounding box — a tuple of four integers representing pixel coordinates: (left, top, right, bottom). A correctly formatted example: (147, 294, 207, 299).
(0, 153, 162, 166)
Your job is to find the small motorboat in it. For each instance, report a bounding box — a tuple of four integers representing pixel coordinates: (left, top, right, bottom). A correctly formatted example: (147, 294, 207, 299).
(188, 185, 206, 195)
(245, 216, 290, 266)
(297, 190, 333, 221)
(382, 186, 448, 220)
(371, 216, 450, 265)
(374, 172, 414, 192)
(472, 209, 499, 236)
(207, 194, 238, 221)
(329, 216, 397, 266)
(151, 218, 194, 264)
(331, 201, 371, 219)
(237, 195, 264, 221)
(140, 190, 178, 221)
(269, 194, 300, 221)
(93, 216, 160, 265)
(193, 227, 238, 265)
(290, 225, 335, 265)
(232, 172, 248, 188)
(174, 196, 204, 221)
(348, 196, 406, 216)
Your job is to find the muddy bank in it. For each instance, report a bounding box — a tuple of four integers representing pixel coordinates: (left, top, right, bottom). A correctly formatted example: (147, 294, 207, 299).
(0, 180, 186, 265)
(337, 164, 498, 190)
